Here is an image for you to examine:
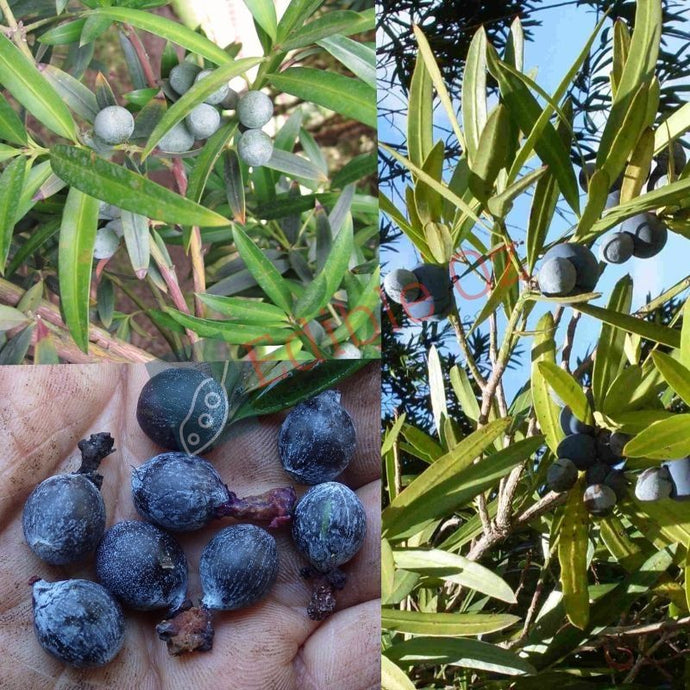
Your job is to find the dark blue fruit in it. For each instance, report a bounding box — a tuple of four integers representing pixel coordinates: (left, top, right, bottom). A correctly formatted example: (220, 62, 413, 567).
(32, 579, 125, 668)
(599, 232, 634, 264)
(546, 458, 578, 493)
(542, 243, 599, 293)
(586, 462, 610, 486)
(635, 466, 673, 501)
(23, 474, 105, 565)
(404, 263, 452, 322)
(557, 433, 597, 470)
(136, 367, 229, 455)
(609, 432, 631, 458)
(559, 406, 594, 436)
(538, 257, 577, 297)
(622, 213, 668, 259)
(96, 521, 188, 613)
(279, 390, 356, 485)
(131, 452, 230, 531)
(200, 524, 278, 610)
(383, 268, 421, 305)
(663, 457, 690, 501)
(292, 482, 366, 574)
(596, 430, 622, 466)
(583, 483, 617, 516)
(604, 469, 627, 501)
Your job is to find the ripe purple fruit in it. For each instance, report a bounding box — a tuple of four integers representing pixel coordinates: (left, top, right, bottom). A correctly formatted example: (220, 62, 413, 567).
(583, 483, 617, 516)
(32, 579, 125, 668)
(557, 433, 597, 470)
(559, 406, 594, 436)
(279, 390, 356, 485)
(546, 457, 578, 493)
(131, 452, 229, 531)
(604, 469, 627, 501)
(402, 263, 452, 322)
(199, 524, 278, 610)
(383, 268, 421, 304)
(96, 521, 188, 614)
(292, 482, 366, 574)
(599, 232, 634, 265)
(136, 367, 229, 454)
(541, 243, 599, 293)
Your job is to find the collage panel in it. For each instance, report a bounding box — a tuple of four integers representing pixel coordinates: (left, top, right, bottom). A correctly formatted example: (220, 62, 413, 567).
(379, 0, 690, 688)
(0, 0, 378, 363)
(0, 360, 380, 687)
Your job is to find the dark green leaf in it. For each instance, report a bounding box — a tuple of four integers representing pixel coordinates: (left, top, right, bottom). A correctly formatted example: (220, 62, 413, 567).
(0, 157, 27, 274)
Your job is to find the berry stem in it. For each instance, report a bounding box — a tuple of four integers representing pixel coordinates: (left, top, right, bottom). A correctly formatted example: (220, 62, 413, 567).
(156, 604, 214, 655)
(216, 486, 296, 528)
(300, 566, 347, 621)
(76, 432, 116, 489)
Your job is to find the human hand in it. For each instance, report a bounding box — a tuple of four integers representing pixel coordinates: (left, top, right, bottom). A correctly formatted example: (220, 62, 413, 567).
(0, 362, 380, 689)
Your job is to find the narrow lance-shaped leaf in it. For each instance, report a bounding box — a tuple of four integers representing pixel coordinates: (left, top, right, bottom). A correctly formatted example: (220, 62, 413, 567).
(462, 27, 488, 166)
(121, 211, 150, 279)
(537, 360, 593, 424)
(531, 312, 561, 453)
(281, 11, 370, 51)
(317, 35, 375, 89)
(50, 145, 230, 228)
(58, 188, 100, 352)
(0, 33, 76, 140)
(624, 414, 690, 459)
(0, 93, 28, 145)
(469, 104, 512, 201)
(381, 610, 520, 637)
(0, 157, 27, 274)
(243, 0, 278, 43)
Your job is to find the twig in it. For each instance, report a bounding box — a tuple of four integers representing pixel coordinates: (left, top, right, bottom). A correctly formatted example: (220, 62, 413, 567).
(561, 311, 581, 372)
(448, 307, 486, 390)
(0, 278, 154, 363)
(0, 0, 33, 59)
(600, 616, 690, 638)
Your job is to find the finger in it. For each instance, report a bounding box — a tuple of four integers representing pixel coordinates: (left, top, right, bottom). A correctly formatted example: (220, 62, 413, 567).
(293, 598, 380, 690)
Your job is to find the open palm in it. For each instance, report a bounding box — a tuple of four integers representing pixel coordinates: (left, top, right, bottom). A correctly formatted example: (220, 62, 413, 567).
(0, 363, 380, 689)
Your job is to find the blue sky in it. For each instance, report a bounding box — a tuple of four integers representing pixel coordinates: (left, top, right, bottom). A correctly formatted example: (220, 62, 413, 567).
(379, 3, 688, 407)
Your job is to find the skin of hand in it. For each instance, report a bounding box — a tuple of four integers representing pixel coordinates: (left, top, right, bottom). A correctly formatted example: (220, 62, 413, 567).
(0, 362, 380, 690)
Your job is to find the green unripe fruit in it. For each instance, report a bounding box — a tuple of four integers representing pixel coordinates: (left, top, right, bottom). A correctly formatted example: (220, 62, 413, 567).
(237, 91, 274, 129)
(169, 62, 202, 96)
(158, 122, 194, 154)
(93, 227, 120, 260)
(93, 106, 134, 145)
(185, 103, 221, 139)
(194, 69, 229, 105)
(238, 129, 273, 167)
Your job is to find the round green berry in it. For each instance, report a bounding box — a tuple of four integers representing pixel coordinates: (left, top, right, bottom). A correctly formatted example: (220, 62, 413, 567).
(185, 103, 221, 139)
(93, 106, 134, 145)
(158, 122, 194, 154)
(237, 91, 273, 129)
(238, 129, 273, 167)
(194, 69, 229, 105)
(93, 226, 120, 260)
(169, 62, 201, 96)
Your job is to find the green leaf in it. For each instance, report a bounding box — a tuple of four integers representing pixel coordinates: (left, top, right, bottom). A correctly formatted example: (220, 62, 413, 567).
(197, 293, 290, 324)
(121, 211, 150, 278)
(591, 275, 633, 408)
(462, 27, 488, 166)
(558, 478, 590, 629)
(652, 351, 690, 407)
(50, 145, 230, 227)
(487, 165, 546, 219)
(0, 33, 76, 140)
(330, 267, 380, 344)
(281, 11, 369, 51)
(576, 302, 680, 350)
(427, 345, 447, 434)
(531, 312, 561, 453)
(91, 8, 233, 65)
(243, 0, 277, 43)
(407, 52, 433, 169)
(264, 148, 328, 182)
(164, 309, 293, 345)
(449, 365, 480, 422)
(232, 225, 293, 313)
(318, 35, 375, 89)
(382, 414, 406, 456)
(412, 25, 464, 150)
(486, 45, 579, 214)
(624, 414, 690, 459)
(0, 324, 35, 364)
(381, 655, 415, 690)
(537, 361, 592, 424)
(392, 549, 516, 603)
(386, 638, 536, 676)
(58, 188, 99, 352)
(143, 57, 263, 157)
(526, 172, 559, 272)
(276, 0, 325, 42)
(382, 610, 520, 637)
(468, 104, 512, 201)
(620, 127, 655, 204)
(682, 298, 690, 369)
(268, 68, 376, 129)
(383, 428, 542, 541)
(40, 64, 99, 123)
(0, 94, 27, 145)
(0, 157, 27, 274)
(188, 122, 237, 203)
(0, 305, 30, 331)
(39, 18, 88, 45)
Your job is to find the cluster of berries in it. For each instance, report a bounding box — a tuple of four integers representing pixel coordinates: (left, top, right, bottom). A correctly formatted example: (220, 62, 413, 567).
(546, 403, 629, 516)
(382, 263, 453, 322)
(23, 367, 366, 666)
(91, 57, 275, 166)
